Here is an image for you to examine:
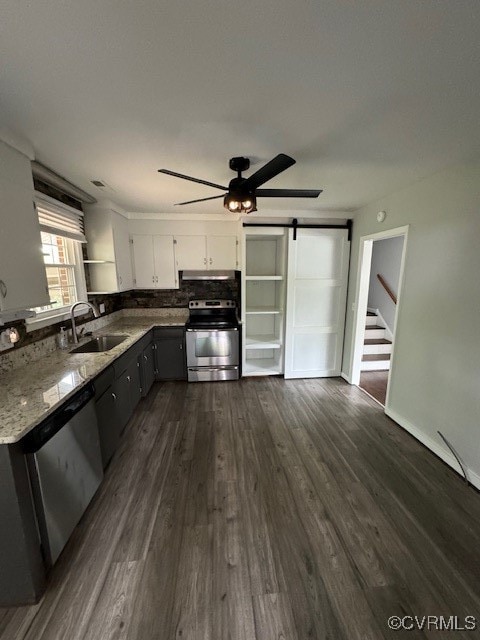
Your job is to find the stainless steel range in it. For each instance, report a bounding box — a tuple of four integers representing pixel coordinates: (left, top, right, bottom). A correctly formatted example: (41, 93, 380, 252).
(186, 299, 240, 382)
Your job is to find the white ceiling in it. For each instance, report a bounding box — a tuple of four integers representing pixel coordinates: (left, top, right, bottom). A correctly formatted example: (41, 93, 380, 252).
(1, 0, 480, 216)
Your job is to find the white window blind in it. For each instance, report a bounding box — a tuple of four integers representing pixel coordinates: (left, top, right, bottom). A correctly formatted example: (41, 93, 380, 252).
(36, 195, 86, 243)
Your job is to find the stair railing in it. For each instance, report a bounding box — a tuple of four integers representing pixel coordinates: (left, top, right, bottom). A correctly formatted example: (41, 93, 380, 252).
(377, 274, 397, 304)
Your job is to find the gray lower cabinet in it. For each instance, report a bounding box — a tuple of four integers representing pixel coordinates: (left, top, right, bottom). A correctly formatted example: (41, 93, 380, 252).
(154, 327, 187, 380)
(0, 443, 46, 606)
(94, 341, 145, 468)
(141, 342, 156, 397)
(95, 384, 121, 468)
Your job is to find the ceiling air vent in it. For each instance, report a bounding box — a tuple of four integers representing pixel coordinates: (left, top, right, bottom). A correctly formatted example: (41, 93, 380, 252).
(91, 180, 106, 187)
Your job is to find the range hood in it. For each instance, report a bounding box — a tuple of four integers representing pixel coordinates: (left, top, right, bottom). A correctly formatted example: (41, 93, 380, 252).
(182, 270, 237, 281)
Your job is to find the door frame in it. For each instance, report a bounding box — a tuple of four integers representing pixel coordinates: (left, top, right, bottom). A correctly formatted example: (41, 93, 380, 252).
(347, 225, 409, 408)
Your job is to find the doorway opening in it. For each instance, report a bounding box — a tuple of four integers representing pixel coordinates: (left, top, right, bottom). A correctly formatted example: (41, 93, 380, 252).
(349, 226, 408, 408)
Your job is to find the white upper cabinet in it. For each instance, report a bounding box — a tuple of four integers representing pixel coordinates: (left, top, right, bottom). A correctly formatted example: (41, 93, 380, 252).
(207, 235, 238, 269)
(174, 236, 207, 270)
(113, 215, 133, 290)
(0, 141, 49, 312)
(83, 206, 133, 293)
(131, 235, 177, 289)
(153, 235, 177, 288)
(175, 234, 238, 271)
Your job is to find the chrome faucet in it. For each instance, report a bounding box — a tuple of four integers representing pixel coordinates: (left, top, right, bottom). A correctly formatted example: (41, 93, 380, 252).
(70, 301, 100, 344)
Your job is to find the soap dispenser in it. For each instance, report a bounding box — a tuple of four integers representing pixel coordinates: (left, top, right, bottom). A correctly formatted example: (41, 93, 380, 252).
(58, 326, 68, 350)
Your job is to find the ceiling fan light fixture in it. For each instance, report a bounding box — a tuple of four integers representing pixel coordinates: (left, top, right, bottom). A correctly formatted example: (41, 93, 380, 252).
(224, 193, 256, 214)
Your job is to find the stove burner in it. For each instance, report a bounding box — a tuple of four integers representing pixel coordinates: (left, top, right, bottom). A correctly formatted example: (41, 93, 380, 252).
(187, 299, 239, 329)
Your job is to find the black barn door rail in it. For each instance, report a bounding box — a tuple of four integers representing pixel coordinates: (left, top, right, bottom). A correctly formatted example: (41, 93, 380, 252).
(243, 218, 352, 241)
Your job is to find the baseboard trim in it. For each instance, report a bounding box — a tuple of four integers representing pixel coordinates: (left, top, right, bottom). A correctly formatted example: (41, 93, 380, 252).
(467, 468, 480, 491)
(385, 407, 480, 491)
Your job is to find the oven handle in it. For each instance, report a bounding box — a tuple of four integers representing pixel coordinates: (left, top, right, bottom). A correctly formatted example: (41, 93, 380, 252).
(186, 328, 238, 332)
(188, 366, 238, 372)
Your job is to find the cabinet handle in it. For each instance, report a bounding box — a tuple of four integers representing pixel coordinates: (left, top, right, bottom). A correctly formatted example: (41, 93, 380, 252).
(127, 375, 131, 382)
(203, 257, 207, 265)
(179, 343, 183, 350)
(0, 280, 7, 298)
(137, 362, 140, 368)
(209, 258, 213, 265)
(144, 355, 148, 361)
(152, 275, 155, 283)
(111, 392, 117, 400)
(155, 276, 159, 283)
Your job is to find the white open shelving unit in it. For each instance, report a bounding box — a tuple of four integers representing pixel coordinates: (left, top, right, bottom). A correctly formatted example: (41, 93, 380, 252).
(242, 228, 287, 376)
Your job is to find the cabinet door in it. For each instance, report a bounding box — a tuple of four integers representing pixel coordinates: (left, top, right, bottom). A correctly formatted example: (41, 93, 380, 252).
(131, 235, 155, 288)
(174, 235, 207, 271)
(113, 373, 132, 433)
(112, 214, 133, 290)
(126, 358, 142, 411)
(0, 142, 49, 311)
(207, 236, 238, 269)
(153, 235, 177, 288)
(141, 343, 156, 397)
(155, 329, 187, 380)
(95, 388, 121, 468)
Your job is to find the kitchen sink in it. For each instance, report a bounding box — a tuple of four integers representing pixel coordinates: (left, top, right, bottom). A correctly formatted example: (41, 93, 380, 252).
(70, 335, 128, 353)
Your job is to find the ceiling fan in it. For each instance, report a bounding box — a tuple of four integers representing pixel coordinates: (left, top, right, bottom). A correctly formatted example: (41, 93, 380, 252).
(158, 153, 322, 213)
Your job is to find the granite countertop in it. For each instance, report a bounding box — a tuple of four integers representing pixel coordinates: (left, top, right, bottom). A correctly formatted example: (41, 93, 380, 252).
(0, 315, 186, 445)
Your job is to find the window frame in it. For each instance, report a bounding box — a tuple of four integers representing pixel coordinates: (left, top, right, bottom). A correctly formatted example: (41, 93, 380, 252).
(26, 230, 88, 332)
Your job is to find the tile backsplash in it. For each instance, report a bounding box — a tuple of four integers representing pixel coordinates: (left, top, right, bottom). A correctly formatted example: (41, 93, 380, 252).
(0, 277, 240, 375)
(0, 310, 123, 375)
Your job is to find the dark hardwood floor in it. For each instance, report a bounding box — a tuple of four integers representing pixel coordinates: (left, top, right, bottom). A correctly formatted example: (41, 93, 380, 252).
(2, 377, 480, 639)
(360, 370, 389, 405)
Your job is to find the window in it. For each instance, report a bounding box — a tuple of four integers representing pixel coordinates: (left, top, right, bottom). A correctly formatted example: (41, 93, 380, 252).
(34, 231, 81, 313)
(27, 194, 87, 329)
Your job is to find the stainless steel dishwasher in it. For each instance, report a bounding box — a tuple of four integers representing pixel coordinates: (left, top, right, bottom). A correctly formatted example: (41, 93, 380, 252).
(23, 383, 103, 567)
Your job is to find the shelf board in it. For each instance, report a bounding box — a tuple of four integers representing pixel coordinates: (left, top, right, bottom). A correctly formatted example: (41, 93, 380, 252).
(243, 359, 282, 376)
(245, 335, 282, 349)
(86, 291, 112, 295)
(245, 307, 282, 315)
(245, 275, 283, 281)
(83, 260, 114, 264)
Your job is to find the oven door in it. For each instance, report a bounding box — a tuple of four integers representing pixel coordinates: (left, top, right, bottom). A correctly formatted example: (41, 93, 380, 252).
(186, 328, 239, 367)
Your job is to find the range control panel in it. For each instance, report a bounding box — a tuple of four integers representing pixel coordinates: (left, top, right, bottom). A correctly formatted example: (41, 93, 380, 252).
(189, 300, 236, 309)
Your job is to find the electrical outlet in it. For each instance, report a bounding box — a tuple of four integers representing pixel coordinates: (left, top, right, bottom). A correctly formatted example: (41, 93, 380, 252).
(0, 327, 19, 352)
(99, 303, 105, 314)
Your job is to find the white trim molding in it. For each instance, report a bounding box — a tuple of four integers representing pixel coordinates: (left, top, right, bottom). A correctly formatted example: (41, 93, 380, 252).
(386, 407, 480, 491)
(348, 225, 409, 387)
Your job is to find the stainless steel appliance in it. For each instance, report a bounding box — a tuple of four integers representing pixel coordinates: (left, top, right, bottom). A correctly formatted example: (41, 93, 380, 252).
(186, 299, 240, 382)
(24, 384, 103, 567)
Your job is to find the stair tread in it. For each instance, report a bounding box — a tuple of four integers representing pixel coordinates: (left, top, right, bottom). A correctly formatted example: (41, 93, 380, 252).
(364, 338, 392, 345)
(366, 312, 376, 316)
(362, 353, 391, 361)
(365, 325, 385, 331)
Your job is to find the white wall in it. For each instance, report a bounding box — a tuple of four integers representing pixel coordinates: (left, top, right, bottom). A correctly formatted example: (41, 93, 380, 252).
(343, 160, 480, 487)
(368, 236, 404, 331)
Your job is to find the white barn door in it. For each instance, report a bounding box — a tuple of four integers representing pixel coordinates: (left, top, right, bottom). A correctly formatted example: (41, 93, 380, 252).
(284, 228, 349, 379)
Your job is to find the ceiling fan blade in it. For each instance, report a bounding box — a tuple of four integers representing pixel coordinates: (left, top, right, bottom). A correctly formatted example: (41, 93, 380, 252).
(175, 194, 226, 206)
(243, 153, 296, 190)
(255, 188, 322, 198)
(158, 169, 227, 191)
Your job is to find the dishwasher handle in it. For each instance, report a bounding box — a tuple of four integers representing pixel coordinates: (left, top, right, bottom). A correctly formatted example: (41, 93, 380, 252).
(22, 383, 95, 453)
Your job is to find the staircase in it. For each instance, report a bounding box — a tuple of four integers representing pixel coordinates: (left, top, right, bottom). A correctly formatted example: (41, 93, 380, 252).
(361, 312, 392, 371)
